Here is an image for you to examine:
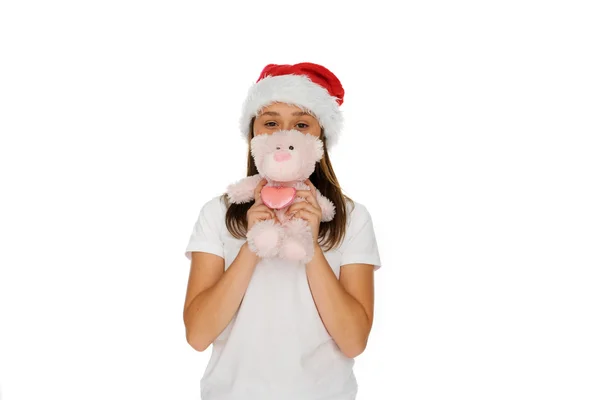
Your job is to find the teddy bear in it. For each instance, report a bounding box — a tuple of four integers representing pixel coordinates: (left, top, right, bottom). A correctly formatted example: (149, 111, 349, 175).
(226, 129, 336, 263)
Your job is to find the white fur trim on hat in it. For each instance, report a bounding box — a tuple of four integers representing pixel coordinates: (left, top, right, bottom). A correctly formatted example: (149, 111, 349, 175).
(239, 74, 343, 147)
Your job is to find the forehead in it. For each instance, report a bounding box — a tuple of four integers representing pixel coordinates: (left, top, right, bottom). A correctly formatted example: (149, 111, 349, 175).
(258, 102, 317, 118)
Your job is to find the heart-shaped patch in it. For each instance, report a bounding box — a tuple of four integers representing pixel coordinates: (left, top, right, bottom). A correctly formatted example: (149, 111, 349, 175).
(261, 186, 296, 209)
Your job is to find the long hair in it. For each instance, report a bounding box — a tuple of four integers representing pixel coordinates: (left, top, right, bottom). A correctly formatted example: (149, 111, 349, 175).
(221, 117, 354, 252)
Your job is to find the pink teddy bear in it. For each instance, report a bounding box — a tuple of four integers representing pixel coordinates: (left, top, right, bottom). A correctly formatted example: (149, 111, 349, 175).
(226, 129, 336, 263)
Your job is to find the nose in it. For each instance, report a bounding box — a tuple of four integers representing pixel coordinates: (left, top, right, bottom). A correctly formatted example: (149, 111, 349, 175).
(274, 150, 291, 162)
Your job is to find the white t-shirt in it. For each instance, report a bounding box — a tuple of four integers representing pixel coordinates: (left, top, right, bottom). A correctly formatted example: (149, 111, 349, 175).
(184, 194, 381, 400)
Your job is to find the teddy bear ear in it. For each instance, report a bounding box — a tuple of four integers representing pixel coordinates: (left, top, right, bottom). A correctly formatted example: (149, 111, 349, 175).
(250, 133, 271, 159)
(314, 135, 325, 158)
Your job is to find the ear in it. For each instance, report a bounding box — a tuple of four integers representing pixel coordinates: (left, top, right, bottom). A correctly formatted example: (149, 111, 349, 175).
(308, 135, 325, 162)
(250, 133, 272, 165)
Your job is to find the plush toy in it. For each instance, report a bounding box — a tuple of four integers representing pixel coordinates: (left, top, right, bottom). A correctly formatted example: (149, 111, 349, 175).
(226, 129, 336, 263)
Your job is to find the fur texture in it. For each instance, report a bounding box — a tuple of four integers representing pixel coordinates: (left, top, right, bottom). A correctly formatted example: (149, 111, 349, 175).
(226, 174, 263, 204)
(239, 74, 344, 147)
(226, 129, 336, 263)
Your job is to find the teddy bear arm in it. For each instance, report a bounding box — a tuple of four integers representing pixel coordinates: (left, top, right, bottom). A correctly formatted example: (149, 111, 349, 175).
(226, 174, 263, 203)
(316, 190, 336, 222)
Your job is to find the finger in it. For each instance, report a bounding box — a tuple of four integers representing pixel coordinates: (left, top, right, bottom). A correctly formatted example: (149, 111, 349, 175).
(304, 178, 316, 191)
(255, 203, 275, 214)
(257, 203, 275, 213)
(295, 190, 319, 209)
(254, 211, 275, 221)
(254, 178, 268, 204)
(260, 206, 276, 219)
(286, 203, 318, 216)
(288, 203, 320, 219)
(304, 179, 318, 197)
(286, 201, 316, 215)
(296, 189, 315, 200)
(294, 209, 320, 224)
(249, 204, 274, 218)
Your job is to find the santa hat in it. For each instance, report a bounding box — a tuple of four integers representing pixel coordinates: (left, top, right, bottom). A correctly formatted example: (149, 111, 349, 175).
(239, 62, 345, 147)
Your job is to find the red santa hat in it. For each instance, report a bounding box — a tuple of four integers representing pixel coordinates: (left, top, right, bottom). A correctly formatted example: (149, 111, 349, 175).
(239, 62, 345, 147)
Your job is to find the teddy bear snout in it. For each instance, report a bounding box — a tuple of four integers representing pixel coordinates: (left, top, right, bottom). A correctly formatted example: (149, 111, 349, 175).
(274, 150, 292, 162)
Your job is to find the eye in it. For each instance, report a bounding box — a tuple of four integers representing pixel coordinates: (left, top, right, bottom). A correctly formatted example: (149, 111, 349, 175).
(289, 146, 294, 150)
(265, 122, 277, 127)
(276, 146, 280, 150)
(296, 123, 308, 128)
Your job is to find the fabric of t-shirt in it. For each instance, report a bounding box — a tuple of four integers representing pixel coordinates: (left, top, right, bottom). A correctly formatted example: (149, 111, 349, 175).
(184, 194, 381, 400)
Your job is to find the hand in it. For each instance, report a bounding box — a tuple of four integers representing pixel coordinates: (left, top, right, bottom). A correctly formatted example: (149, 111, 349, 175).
(246, 178, 276, 232)
(286, 179, 322, 245)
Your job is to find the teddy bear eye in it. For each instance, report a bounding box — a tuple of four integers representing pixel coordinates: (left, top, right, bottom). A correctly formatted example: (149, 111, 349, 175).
(276, 146, 280, 150)
(289, 146, 294, 150)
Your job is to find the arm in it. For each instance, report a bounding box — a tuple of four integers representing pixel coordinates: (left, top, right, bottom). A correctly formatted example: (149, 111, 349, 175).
(305, 245, 374, 358)
(183, 242, 260, 352)
(226, 174, 263, 204)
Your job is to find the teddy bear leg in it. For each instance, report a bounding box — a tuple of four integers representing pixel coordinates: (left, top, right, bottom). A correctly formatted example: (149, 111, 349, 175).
(280, 218, 315, 263)
(247, 219, 283, 258)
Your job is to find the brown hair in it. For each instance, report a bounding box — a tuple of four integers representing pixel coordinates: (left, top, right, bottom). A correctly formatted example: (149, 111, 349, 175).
(221, 117, 354, 252)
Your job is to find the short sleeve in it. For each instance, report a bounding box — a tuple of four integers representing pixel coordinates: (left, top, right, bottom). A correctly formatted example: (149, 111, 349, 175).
(184, 195, 226, 261)
(340, 202, 382, 271)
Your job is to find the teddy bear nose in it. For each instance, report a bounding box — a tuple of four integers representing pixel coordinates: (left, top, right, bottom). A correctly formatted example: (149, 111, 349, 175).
(274, 150, 292, 162)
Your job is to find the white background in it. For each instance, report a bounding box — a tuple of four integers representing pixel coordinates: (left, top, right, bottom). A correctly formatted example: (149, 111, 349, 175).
(1, 0, 599, 399)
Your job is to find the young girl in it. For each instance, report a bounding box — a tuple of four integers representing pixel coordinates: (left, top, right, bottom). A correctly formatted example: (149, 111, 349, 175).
(183, 62, 382, 400)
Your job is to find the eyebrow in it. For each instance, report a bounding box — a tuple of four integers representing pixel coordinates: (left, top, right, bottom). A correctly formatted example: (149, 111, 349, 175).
(259, 111, 313, 117)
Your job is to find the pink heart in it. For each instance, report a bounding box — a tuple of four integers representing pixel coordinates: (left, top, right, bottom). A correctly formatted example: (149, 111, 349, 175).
(261, 186, 296, 209)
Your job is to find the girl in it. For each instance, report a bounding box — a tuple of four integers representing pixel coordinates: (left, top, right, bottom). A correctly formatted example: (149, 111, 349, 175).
(183, 62, 382, 400)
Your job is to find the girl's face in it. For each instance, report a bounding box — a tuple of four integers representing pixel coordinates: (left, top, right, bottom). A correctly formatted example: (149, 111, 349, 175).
(253, 102, 322, 138)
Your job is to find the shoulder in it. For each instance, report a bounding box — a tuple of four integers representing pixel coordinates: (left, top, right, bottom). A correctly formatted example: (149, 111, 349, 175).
(337, 198, 376, 252)
(337, 198, 381, 268)
(195, 194, 228, 226)
(202, 193, 227, 213)
(344, 198, 373, 228)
